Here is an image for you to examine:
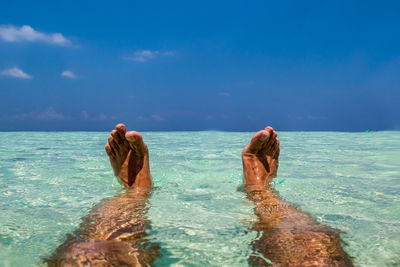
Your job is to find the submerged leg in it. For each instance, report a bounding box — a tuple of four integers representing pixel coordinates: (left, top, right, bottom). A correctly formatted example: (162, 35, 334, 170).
(242, 127, 353, 267)
(45, 124, 159, 266)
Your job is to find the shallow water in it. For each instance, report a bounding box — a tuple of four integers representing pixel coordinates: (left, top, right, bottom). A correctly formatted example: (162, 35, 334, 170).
(0, 131, 399, 266)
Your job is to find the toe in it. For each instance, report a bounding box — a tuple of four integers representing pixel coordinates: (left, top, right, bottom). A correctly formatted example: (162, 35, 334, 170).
(245, 130, 270, 153)
(116, 124, 128, 144)
(262, 128, 277, 152)
(266, 128, 277, 143)
(105, 143, 115, 157)
(116, 123, 126, 133)
(125, 131, 142, 143)
(126, 131, 147, 154)
(269, 129, 278, 145)
(108, 135, 119, 152)
(272, 138, 280, 158)
(111, 130, 124, 145)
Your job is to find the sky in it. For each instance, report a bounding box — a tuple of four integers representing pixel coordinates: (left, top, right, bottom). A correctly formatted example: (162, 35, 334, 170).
(0, 0, 399, 131)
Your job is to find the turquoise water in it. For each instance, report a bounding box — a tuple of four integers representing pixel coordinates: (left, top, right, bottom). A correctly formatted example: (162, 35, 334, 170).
(0, 131, 399, 266)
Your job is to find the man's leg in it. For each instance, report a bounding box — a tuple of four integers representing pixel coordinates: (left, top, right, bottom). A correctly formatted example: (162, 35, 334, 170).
(45, 124, 159, 266)
(242, 127, 353, 266)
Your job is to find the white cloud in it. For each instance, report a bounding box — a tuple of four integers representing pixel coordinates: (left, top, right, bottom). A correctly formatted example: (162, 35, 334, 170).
(0, 25, 71, 46)
(1, 67, 32, 79)
(124, 50, 176, 62)
(136, 114, 165, 121)
(130, 50, 156, 62)
(61, 70, 77, 79)
(80, 111, 110, 121)
(15, 107, 65, 120)
(308, 115, 327, 121)
(151, 114, 164, 121)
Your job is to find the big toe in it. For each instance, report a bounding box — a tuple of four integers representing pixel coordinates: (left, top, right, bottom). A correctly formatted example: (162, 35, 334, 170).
(126, 131, 148, 154)
(243, 129, 270, 154)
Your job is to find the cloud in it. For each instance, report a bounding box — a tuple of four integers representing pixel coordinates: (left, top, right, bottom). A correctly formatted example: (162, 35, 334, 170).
(129, 50, 156, 62)
(15, 107, 66, 120)
(308, 115, 327, 120)
(0, 25, 71, 46)
(136, 114, 165, 121)
(151, 114, 164, 121)
(61, 70, 77, 79)
(80, 111, 110, 121)
(1, 67, 32, 79)
(124, 50, 176, 62)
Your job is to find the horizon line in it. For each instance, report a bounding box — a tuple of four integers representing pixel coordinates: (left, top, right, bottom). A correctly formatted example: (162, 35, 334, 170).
(0, 129, 396, 133)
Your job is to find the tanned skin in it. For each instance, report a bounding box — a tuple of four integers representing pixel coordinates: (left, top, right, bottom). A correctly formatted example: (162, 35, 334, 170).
(45, 124, 158, 266)
(45, 124, 353, 266)
(242, 126, 353, 267)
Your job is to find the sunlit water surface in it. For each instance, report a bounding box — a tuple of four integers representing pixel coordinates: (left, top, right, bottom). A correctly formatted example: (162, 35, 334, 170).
(0, 131, 399, 266)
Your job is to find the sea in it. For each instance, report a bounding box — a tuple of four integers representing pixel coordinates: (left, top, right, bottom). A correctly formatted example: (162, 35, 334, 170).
(0, 131, 399, 266)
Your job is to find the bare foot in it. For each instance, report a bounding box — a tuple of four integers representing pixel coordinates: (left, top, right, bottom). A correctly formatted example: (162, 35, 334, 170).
(242, 126, 280, 188)
(242, 127, 354, 266)
(105, 124, 152, 190)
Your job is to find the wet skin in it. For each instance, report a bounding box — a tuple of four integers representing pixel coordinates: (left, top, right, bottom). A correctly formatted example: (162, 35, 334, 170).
(45, 124, 157, 266)
(46, 124, 353, 266)
(242, 127, 353, 266)
(105, 124, 152, 190)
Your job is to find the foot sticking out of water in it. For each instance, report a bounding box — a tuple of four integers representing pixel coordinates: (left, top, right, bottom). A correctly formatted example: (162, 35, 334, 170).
(242, 126, 279, 189)
(46, 124, 158, 266)
(242, 126, 353, 266)
(105, 123, 152, 190)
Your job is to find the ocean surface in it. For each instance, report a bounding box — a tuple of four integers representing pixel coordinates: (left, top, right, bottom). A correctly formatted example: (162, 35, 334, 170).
(0, 131, 399, 266)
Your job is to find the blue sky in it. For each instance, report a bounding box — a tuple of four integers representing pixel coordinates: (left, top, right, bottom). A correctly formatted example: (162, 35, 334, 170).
(0, 0, 399, 131)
